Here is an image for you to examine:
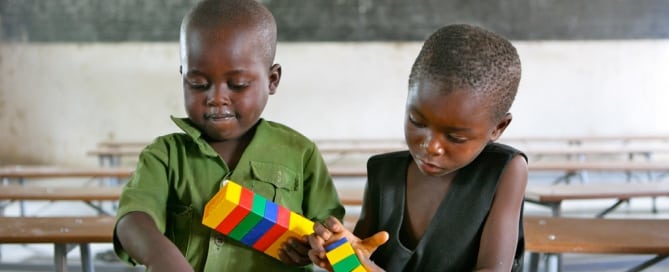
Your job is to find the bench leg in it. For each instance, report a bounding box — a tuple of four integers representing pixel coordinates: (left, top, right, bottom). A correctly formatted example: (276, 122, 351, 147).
(527, 252, 540, 272)
(544, 253, 561, 272)
(80, 243, 95, 272)
(55, 243, 68, 272)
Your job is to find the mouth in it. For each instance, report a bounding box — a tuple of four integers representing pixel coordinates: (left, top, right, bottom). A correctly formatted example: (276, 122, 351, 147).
(205, 110, 236, 121)
(417, 158, 446, 174)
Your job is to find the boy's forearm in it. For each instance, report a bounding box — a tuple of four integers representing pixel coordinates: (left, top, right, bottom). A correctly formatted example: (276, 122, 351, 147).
(116, 211, 192, 271)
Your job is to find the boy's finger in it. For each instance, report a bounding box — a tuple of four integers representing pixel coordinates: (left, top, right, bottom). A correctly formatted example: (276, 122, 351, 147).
(308, 234, 326, 256)
(308, 249, 330, 270)
(324, 216, 344, 233)
(359, 231, 390, 253)
(313, 222, 333, 241)
(288, 237, 310, 256)
(281, 245, 311, 266)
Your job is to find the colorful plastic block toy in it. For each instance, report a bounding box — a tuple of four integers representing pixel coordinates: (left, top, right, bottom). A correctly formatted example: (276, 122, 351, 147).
(203, 180, 366, 271)
(325, 237, 367, 272)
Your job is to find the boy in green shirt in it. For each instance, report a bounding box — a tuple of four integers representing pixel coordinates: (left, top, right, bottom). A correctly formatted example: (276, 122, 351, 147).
(113, 0, 345, 271)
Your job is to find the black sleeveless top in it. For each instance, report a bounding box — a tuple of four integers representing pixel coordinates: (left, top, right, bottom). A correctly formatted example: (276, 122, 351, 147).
(353, 143, 525, 272)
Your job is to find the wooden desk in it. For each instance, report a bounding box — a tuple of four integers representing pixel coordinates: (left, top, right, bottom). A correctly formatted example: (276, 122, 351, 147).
(0, 166, 133, 215)
(524, 216, 669, 272)
(524, 146, 669, 161)
(0, 185, 122, 216)
(501, 135, 669, 145)
(336, 186, 364, 206)
(86, 147, 142, 167)
(0, 166, 135, 180)
(528, 161, 669, 184)
(0, 216, 115, 272)
(524, 183, 669, 217)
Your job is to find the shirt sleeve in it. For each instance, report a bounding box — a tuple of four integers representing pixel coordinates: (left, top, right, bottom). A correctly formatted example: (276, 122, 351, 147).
(113, 139, 171, 264)
(301, 144, 345, 223)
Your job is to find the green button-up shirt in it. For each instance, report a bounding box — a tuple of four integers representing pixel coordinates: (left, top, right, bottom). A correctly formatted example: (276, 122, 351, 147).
(114, 117, 345, 271)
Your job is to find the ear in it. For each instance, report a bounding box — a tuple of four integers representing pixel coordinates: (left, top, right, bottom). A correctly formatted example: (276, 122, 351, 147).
(268, 63, 282, 95)
(490, 112, 512, 141)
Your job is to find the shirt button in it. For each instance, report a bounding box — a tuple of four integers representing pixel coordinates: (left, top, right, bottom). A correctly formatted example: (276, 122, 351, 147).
(214, 234, 225, 245)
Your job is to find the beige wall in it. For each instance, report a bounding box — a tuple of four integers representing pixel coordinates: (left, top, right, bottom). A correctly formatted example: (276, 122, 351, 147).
(1, 40, 668, 166)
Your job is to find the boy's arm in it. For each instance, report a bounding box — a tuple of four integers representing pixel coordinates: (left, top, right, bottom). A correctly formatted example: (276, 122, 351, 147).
(301, 144, 345, 221)
(475, 155, 528, 272)
(116, 211, 194, 272)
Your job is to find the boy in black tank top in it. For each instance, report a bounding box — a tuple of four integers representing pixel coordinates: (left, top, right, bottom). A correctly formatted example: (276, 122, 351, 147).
(308, 24, 527, 272)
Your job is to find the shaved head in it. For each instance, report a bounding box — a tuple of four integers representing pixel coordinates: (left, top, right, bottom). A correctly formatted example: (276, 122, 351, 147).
(179, 0, 277, 66)
(409, 24, 521, 121)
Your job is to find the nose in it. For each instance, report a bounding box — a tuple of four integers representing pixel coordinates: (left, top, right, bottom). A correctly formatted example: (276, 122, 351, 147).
(423, 135, 445, 156)
(207, 85, 231, 106)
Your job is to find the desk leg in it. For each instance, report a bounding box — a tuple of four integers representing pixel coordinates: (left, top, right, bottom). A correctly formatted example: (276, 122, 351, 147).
(549, 203, 561, 217)
(544, 253, 561, 272)
(625, 255, 667, 272)
(527, 252, 540, 272)
(80, 243, 95, 272)
(596, 199, 626, 218)
(54, 243, 68, 272)
(19, 177, 26, 216)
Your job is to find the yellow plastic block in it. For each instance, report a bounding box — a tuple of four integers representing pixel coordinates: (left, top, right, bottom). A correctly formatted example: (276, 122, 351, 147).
(326, 241, 356, 264)
(351, 264, 367, 272)
(202, 180, 242, 229)
(264, 211, 315, 259)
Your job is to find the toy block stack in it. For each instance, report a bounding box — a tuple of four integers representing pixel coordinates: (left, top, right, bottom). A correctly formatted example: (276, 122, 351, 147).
(202, 180, 314, 259)
(325, 237, 367, 272)
(203, 180, 367, 272)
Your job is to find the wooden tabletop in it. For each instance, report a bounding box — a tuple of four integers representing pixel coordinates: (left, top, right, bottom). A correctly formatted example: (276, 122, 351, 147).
(528, 161, 669, 172)
(336, 186, 364, 206)
(501, 135, 669, 143)
(0, 166, 134, 179)
(524, 216, 669, 255)
(0, 216, 115, 244)
(0, 185, 122, 201)
(524, 146, 669, 156)
(0, 184, 361, 206)
(525, 183, 669, 203)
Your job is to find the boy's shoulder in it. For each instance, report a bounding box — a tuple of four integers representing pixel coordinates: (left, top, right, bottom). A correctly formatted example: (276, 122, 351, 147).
(367, 150, 411, 168)
(482, 142, 523, 157)
(259, 119, 313, 144)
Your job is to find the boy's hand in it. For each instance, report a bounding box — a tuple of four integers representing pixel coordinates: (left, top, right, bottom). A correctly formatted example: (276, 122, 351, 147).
(355, 248, 385, 272)
(307, 216, 389, 271)
(278, 235, 312, 266)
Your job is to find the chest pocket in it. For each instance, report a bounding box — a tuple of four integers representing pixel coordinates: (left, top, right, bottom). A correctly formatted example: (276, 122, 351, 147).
(249, 161, 301, 210)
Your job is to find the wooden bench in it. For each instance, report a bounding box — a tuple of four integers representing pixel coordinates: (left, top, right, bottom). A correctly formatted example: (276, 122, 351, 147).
(0, 216, 115, 272)
(524, 182, 669, 217)
(524, 216, 669, 272)
(528, 161, 669, 184)
(0, 184, 361, 217)
(500, 135, 669, 146)
(0, 166, 134, 216)
(0, 185, 123, 216)
(0, 166, 135, 180)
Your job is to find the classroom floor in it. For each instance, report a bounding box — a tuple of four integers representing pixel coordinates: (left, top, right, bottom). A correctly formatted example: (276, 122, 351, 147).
(1, 172, 668, 272)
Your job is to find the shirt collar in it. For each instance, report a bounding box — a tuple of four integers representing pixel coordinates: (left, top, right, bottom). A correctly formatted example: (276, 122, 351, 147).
(170, 116, 268, 158)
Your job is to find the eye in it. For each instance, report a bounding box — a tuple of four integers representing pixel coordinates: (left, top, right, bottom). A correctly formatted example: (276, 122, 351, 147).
(447, 134, 467, 143)
(408, 114, 426, 128)
(228, 81, 250, 91)
(185, 78, 209, 90)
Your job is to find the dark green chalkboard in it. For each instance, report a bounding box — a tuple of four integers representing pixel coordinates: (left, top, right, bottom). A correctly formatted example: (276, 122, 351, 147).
(1, 0, 668, 42)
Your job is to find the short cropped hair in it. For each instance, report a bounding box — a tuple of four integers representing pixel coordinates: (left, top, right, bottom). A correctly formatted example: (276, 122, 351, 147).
(408, 24, 521, 121)
(180, 0, 277, 65)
